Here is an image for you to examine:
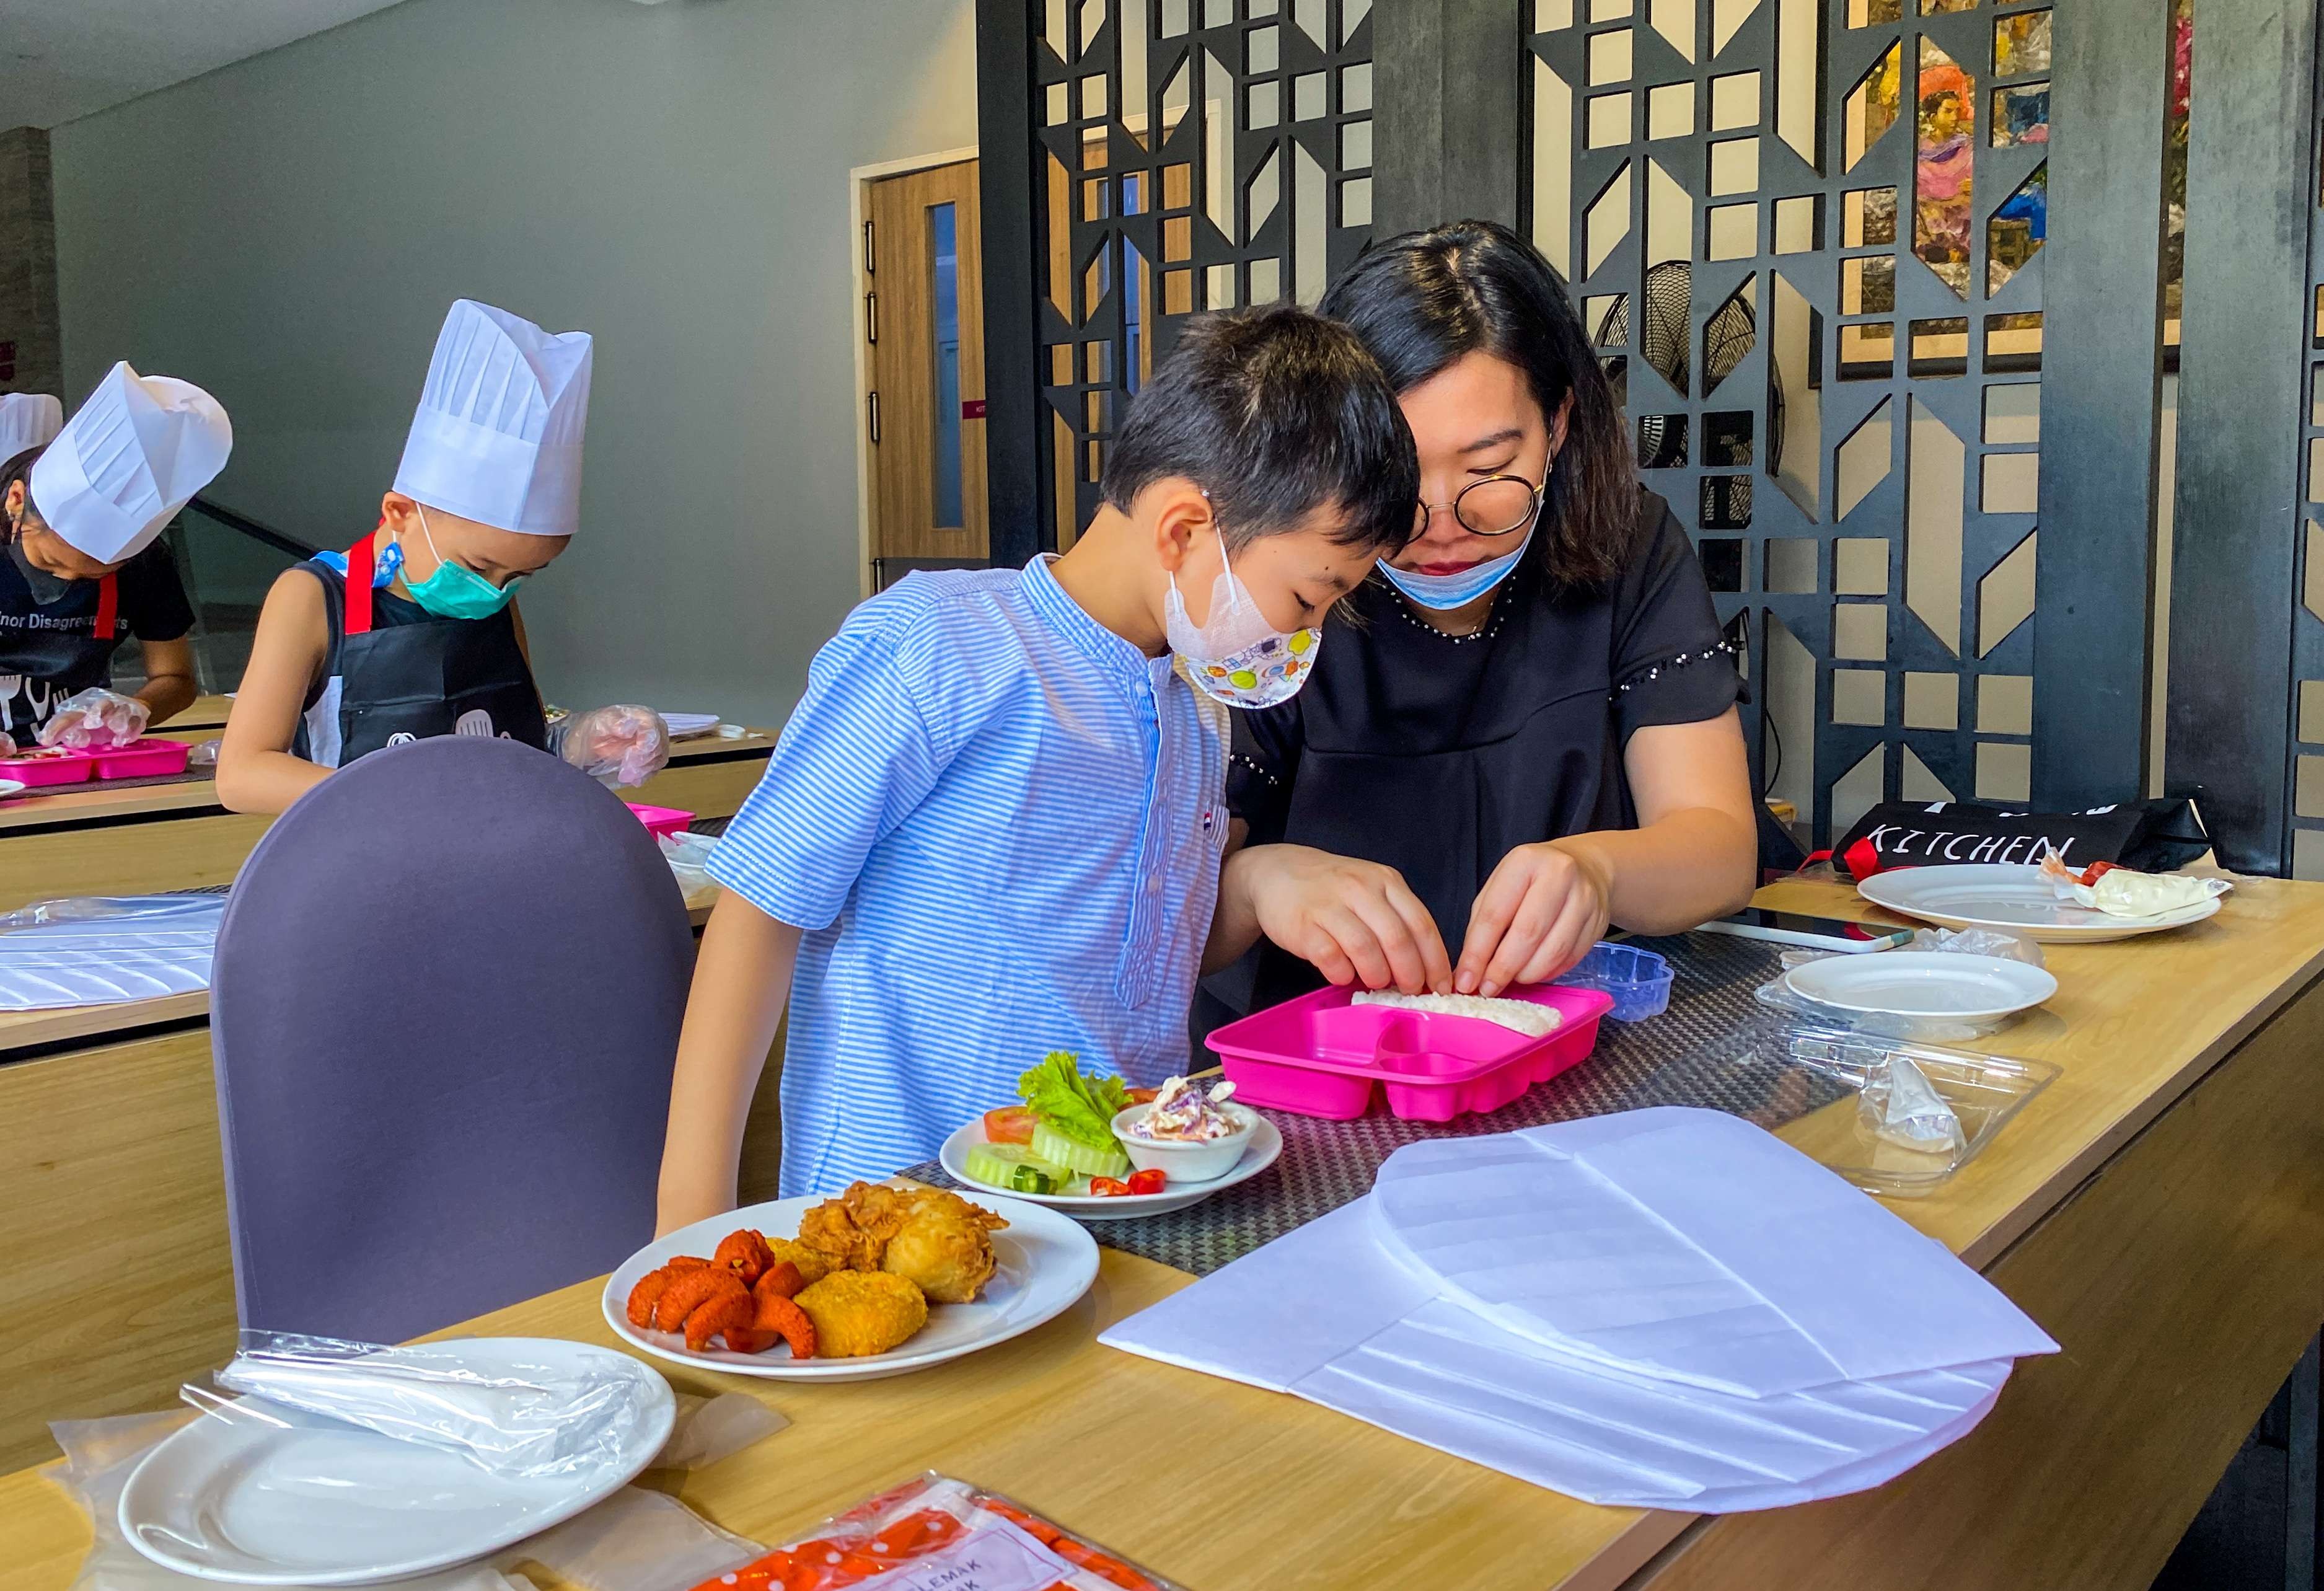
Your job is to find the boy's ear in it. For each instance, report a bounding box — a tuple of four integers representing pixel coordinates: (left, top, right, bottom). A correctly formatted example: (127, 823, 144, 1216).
(379, 491, 419, 535)
(1147, 478, 1219, 575)
(2, 478, 22, 524)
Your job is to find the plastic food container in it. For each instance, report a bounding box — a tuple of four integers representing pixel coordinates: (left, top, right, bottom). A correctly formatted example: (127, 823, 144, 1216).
(1555, 941, 1675, 1021)
(90, 738, 191, 779)
(0, 748, 94, 787)
(1785, 1028, 2061, 1197)
(1208, 984, 1616, 1122)
(623, 802, 694, 839)
(1111, 1101, 1258, 1181)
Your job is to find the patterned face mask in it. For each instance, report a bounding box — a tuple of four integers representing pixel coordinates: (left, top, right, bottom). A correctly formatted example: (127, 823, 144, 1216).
(1163, 528, 1321, 710)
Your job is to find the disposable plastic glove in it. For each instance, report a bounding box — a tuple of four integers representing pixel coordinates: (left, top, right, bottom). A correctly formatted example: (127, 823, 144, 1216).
(560, 704, 671, 788)
(37, 687, 151, 749)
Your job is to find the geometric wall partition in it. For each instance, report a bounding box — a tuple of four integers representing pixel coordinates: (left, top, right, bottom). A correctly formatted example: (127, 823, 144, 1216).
(1530, 0, 2061, 844)
(1023, 0, 1378, 549)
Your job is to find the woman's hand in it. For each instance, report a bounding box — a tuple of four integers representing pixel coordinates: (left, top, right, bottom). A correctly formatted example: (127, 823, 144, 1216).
(1223, 844, 1451, 994)
(1457, 839, 1614, 996)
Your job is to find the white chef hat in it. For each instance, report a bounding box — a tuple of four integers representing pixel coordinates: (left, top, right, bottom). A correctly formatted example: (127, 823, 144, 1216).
(0, 393, 62, 465)
(29, 364, 232, 565)
(392, 299, 594, 537)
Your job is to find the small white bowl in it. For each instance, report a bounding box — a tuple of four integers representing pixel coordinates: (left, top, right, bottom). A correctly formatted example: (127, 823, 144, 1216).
(1111, 1101, 1258, 1183)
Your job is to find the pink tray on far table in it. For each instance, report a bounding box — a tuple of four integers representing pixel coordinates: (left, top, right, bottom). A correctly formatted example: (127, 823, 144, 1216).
(0, 737, 190, 787)
(1207, 983, 1618, 1122)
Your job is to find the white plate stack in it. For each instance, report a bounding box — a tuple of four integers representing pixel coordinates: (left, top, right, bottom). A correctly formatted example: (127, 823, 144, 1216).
(1101, 1107, 2058, 1510)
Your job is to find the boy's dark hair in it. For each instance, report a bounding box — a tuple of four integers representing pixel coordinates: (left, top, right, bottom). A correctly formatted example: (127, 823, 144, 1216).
(0, 445, 42, 545)
(1100, 304, 1419, 556)
(1319, 219, 1639, 588)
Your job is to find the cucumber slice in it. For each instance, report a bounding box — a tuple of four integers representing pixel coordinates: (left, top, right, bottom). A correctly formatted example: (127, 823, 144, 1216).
(964, 1142, 1072, 1194)
(1031, 1120, 1129, 1179)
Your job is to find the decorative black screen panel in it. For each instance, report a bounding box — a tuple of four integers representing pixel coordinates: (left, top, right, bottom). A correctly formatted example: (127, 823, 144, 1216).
(1531, 0, 2059, 845)
(1029, 0, 1376, 548)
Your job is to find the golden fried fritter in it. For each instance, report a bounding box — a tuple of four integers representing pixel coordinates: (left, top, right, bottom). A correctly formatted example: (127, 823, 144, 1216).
(791, 1271, 929, 1357)
(880, 1188, 1008, 1304)
(760, 1238, 832, 1288)
(796, 1181, 910, 1272)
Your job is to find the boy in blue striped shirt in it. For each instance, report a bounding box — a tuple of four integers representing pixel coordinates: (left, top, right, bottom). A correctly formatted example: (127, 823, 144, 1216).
(657, 306, 1425, 1221)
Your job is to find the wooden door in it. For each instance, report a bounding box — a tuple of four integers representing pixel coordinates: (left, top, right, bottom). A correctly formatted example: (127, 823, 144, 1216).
(866, 160, 987, 581)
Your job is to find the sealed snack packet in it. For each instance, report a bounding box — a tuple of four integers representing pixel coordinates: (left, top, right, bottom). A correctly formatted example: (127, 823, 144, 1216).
(690, 1472, 1186, 1591)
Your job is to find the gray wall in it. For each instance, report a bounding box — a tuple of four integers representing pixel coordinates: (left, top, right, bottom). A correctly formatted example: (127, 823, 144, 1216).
(49, 0, 976, 724)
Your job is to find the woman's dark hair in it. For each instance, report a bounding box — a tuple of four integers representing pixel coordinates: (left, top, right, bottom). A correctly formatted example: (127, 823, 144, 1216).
(1102, 302, 1420, 557)
(0, 445, 40, 547)
(1318, 219, 1638, 588)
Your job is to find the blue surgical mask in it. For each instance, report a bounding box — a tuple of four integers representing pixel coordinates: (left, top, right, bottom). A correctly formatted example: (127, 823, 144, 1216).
(402, 505, 522, 620)
(1375, 523, 1535, 610)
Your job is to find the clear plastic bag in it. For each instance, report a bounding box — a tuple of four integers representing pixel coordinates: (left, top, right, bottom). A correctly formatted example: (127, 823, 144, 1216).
(692, 1471, 1187, 1591)
(214, 1332, 661, 1481)
(1753, 926, 2046, 1042)
(0, 894, 224, 933)
(44, 1395, 772, 1591)
(560, 705, 672, 788)
(659, 830, 718, 892)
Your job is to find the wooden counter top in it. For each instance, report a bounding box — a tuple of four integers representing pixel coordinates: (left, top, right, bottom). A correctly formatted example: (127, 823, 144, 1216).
(2, 875, 2320, 1589)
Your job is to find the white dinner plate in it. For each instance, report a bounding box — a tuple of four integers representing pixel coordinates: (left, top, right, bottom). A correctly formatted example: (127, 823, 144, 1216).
(0, 779, 24, 800)
(1856, 863, 2223, 943)
(117, 1339, 673, 1586)
(938, 1114, 1283, 1220)
(659, 712, 720, 738)
(602, 1189, 1098, 1381)
(1782, 950, 2058, 1022)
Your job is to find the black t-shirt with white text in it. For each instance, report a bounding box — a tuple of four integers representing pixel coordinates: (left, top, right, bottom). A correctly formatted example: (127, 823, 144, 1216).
(0, 540, 194, 746)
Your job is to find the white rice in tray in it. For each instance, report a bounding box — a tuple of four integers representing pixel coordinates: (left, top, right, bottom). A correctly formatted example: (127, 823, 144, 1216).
(1349, 990, 1564, 1037)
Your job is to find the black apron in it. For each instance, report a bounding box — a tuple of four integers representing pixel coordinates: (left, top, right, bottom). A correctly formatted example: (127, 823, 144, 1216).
(301, 533, 546, 769)
(0, 562, 118, 747)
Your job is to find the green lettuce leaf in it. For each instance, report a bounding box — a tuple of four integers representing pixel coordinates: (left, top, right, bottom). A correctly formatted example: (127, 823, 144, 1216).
(1016, 1051, 1132, 1150)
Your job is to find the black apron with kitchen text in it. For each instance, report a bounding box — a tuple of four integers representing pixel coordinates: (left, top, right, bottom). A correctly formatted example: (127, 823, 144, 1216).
(293, 534, 545, 769)
(0, 552, 118, 747)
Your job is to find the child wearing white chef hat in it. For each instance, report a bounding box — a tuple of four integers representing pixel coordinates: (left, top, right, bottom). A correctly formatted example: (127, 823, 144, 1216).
(0, 370, 224, 747)
(218, 298, 671, 814)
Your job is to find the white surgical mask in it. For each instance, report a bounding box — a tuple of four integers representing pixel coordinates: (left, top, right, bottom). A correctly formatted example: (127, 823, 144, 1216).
(1164, 528, 1321, 710)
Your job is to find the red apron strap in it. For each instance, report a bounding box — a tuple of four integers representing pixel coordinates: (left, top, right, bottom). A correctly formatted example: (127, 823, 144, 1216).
(345, 534, 376, 637)
(91, 573, 118, 641)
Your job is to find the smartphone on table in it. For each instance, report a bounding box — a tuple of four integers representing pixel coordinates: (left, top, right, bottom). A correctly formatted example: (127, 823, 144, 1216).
(1698, 908, 1913, 954)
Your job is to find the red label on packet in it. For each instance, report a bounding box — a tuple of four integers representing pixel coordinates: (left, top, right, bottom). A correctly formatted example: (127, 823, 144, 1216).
(845, 1524, 1073, 1591)
(962, 399, 987, 420)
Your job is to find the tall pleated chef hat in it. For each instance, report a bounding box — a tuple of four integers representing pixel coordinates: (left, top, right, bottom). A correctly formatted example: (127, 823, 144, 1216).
(392, 299, 594, 537)
(30, 364, 232, 565)
(0, 393, 63, 463)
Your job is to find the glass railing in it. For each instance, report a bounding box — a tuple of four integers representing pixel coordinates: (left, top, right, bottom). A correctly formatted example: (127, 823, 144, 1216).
(138, 498, 320, 695)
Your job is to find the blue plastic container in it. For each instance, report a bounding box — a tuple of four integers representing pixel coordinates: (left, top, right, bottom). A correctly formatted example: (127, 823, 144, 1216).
(1555, 941, 1675, 1022)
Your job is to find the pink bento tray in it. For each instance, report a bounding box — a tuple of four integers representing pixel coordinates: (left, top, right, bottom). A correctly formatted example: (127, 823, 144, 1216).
(624, 802, 695, 839)
(1207, 983, 1618, 1122)
(0, 737, 191, 787)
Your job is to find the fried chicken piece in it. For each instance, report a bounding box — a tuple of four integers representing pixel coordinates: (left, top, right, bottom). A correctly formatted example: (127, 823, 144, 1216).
(796, 1181, 911, 1272)
(880, 1189, 1008, 1304)
(792, 1271, 929, 1358)
(760, 1238, 831, 1289)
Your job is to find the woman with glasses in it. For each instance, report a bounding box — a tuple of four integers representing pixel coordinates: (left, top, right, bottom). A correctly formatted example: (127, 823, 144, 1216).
(1203, 220, 1759, 1014)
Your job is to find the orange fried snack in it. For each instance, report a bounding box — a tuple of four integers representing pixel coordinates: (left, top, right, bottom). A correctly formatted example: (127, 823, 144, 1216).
(715, 1228, 777, 1287)
(797, 1182, 911, 1272)
(879, 1189, 1007, 1305)
(684, 1288, 759, 1352)
(792, 1271, 928, 1358)
(754, 1261, 806, 1305)
(626, 1267, 674, 1329)
(651, 1266, 748, 1333)
(747, 1293, 818, 1359)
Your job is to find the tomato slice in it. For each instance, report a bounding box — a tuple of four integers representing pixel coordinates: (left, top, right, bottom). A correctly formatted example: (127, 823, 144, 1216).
(982, 1106, 1036, 1145)
(1089, 1176, 1132, 1196)
(1126, 1168, 1166, 1195)
(1124, 1086, 1160, 1106)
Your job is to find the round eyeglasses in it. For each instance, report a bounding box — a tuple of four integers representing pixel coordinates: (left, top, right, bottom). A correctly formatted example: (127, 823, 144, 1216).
(1415, 474, 1546, 539)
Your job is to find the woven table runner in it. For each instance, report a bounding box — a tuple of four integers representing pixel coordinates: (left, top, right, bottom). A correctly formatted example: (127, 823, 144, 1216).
(901, 933, 1845, 1277)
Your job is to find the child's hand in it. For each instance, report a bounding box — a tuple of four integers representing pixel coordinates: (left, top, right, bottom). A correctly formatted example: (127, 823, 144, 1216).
(1230, 844, 1451, 994)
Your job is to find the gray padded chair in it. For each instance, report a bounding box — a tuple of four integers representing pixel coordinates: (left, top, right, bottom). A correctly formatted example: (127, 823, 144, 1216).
(210, 734, 693, 1341)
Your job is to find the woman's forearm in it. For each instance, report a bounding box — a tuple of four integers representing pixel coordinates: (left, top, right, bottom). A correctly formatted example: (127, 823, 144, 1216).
(1552, 805, 1758, 936)
(214, 747, 332, 815)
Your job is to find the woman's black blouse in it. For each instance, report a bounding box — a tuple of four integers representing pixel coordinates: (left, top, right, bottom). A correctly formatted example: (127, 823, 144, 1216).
(1227, 487, 1743, 1010)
